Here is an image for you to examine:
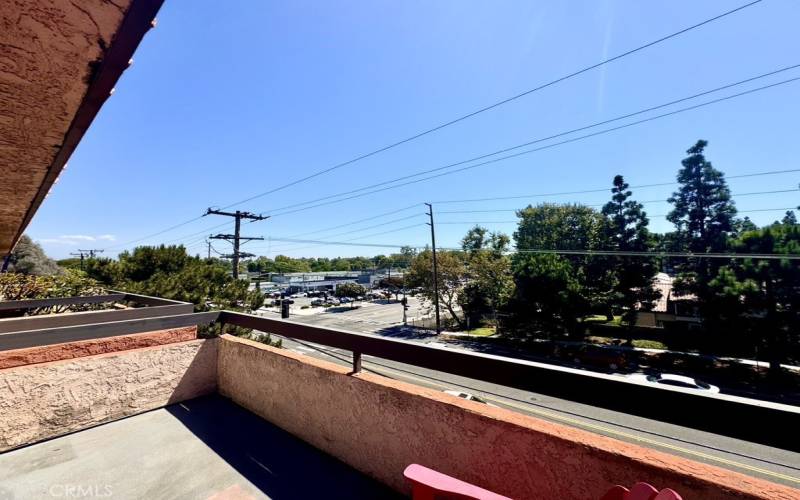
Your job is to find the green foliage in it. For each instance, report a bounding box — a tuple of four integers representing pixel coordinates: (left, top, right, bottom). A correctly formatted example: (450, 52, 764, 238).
(246, 250, 415, 274)
(667, 140, 737, 252)
(667, 140, 737, 310)
(406, 249, 468, 328)
(0, 270, 104, 313)
(708, 224, 800, 371)
(83, 245, 263, 313)
(334, 282, 366, 298)
(459, 226, 512, 327)
(506, 204, 610, 337)
(6, 235, 62, 275)
(601, 175, 659, 328)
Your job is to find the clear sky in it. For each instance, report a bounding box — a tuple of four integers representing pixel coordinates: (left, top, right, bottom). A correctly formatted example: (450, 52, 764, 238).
(28, 0, 800, 259)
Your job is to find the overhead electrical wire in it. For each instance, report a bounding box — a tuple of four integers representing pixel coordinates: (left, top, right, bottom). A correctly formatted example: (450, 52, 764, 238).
(258, 74, 800, 219)
(218, 0, 764, 211)
(435, 207, 799, 225)
(260, 63, 800, 216)
(279, 203, 424, 239)
(509, 249, 800, 260)
(104, 1, 771, 250)
(433, 170, 800, 204)
(437, 189, 800, 213)
(109, 50, 786, 249)
(236, 237, 800, 261)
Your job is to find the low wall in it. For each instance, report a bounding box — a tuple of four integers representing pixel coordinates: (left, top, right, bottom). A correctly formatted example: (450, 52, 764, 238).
(0, 326, 197, 369)
(217, 335, 798, 500)
(0, 338, 217, 452)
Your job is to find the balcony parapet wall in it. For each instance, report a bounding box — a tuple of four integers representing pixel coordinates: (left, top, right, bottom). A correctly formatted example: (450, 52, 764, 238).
(217, 334, 799, 500)
(0, 326, 197, 369)
(0, 338, 217, 452)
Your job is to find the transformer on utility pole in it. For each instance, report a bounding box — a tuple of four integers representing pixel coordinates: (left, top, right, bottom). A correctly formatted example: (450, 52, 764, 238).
(204, 208, 269, 279)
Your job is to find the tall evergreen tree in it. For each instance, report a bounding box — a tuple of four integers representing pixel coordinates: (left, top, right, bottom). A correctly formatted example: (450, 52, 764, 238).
(667, 140, 737, 253)
(666, 140, 737, 329)
(601, 176, 659, 329)
(781, 210, 797, 226)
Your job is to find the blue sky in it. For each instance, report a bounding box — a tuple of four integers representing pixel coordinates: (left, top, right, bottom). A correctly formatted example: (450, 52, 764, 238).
(29, 0, 800, 259)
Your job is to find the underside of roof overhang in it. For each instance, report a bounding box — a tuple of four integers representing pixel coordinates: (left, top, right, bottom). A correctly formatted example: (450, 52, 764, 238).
(0, 0, 163, 259)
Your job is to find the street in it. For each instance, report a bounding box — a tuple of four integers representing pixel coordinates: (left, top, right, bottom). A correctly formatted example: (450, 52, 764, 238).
(253, 301, 800, 488)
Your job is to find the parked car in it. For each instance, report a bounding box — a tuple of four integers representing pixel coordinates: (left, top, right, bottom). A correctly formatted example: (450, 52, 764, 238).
(561, 345, 628, 371)
(627, 373, 720, 393)
(310, 298, 324, 306)
(327, 298, 341, 306)
(443, 390, 497, 407)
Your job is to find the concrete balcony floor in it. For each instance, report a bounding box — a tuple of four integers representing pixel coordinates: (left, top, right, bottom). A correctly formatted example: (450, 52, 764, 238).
(0, 395, 401, 499)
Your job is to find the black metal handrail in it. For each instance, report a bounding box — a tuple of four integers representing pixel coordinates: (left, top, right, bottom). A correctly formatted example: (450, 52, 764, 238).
(0, 294, 796, 451)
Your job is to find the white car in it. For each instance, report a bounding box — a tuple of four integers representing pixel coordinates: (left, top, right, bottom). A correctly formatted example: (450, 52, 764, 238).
(443, 390, 497, 406)
(627, 373, 720, 393)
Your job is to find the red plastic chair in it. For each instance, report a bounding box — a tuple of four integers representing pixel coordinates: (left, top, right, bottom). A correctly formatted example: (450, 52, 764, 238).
(403, 464, 512, 500)
(601, 482, 683, 500)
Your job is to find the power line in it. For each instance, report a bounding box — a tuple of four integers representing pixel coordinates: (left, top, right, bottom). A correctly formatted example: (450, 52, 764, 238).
(437, 189, 799, 214)
(105, 216, 205, 250)
(218, 237, 800, 261)
(510, 249, 800, 260)
(267, 213, 425, 250)
(260, 237, 420, 250)
(262, 63, 800, 216)
(275, 204, 424, 239)
(435, 207, 799, 225)
(250, 223, 427, 251)
(260, 74, 800, 218)
(99, 1, 767, 249)
(218, 0, 764, 211)
(434, 170, 800, 204)
(258, 176, 799, 252)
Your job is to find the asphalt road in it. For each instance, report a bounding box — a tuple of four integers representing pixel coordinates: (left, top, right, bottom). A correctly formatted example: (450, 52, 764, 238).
(254, 302, 800, 488)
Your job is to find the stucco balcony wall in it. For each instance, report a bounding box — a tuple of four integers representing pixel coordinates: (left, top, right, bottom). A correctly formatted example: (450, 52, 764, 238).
(0, 338, 217, 452)
(216, 334, 799, 500)
(0, 326, 197, 369)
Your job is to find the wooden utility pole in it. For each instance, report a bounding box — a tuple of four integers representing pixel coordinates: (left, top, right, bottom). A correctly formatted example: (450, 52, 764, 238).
(204, 208, 269, 279)
(424, 203, 441, 334)
(71, 249, 103, 270)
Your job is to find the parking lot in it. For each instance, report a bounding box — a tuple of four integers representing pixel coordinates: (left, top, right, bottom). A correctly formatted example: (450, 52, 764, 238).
(258, 295, 429, 334)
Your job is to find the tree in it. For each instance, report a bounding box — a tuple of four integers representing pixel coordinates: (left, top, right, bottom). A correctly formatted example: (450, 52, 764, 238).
(460, 226, 513, 328)
(601, 175, 659, 331)
(734, 216, 758, 235)
(5, 235, 62, 275)
(508, 204, 610, 337)
(666, 140, 737, 326)
(335, 282, 366, 307)
(713, 225, 800, 373)
(405, 249, 467, 329)
(781, 210, 797, 226)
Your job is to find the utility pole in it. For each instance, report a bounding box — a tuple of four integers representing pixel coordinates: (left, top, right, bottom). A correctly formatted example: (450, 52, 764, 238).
(205, 208, 269, 279)
(206, 239, 211, 260)
(424, 203, 441, 334)
(71, 249, 103, 270)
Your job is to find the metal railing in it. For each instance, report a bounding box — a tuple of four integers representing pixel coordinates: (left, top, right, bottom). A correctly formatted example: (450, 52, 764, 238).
(0, 293, 797, 451)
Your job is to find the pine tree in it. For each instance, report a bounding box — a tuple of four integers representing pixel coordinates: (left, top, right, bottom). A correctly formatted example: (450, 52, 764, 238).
(667, 140, 737, 329)
(667, 140, 737, 253)
(601, 176, 659, 330)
